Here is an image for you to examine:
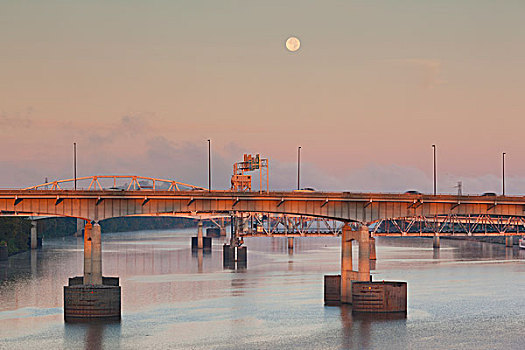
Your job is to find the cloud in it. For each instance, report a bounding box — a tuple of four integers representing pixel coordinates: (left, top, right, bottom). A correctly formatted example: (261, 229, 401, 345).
(383, 58, 446, 88)
(0, 108, 33, 129)
(88, 113, 154, 145)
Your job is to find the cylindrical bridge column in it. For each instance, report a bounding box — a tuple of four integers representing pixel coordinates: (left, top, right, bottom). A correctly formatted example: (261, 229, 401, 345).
(287, 237, 294, 250)
(83, 222, 93, 285)
(506, 236, 514, 247)
(357, 225, 370, 282)
(91, 222, 103, 285)
(197, 221, 203, 249)
(433, 235, 440, 249)
(369, 236, 376, 260)
(30, 220, 38, 250)
(341, 224, 353, 304)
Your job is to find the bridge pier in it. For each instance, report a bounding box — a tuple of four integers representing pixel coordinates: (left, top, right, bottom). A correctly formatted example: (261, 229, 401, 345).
(340, 225, 370, 304)
(30, 220, 38, 250)
(433, 235, 440, 249)
(325, 224, 406, 314)
(288, 237, 294, 251)
(506, 236, 514, 247)
(192, 220, 211, 251)
(369, 236, 376, 260)
(64, 221, 121, 322)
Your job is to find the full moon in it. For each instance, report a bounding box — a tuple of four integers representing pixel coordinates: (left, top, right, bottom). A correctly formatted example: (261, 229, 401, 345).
(285, 37, 301, 52)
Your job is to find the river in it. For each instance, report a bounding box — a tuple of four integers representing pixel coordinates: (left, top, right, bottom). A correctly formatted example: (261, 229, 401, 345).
(1, 229, 524, 349)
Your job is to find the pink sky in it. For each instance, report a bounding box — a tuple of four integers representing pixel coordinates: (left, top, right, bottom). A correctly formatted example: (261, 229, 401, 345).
(1, 1, 525, 194)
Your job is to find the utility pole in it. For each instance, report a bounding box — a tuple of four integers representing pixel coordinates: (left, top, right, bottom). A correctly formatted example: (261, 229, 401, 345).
(207, 139, 211, 191)
(432, 144, 436, 195)
(502, 152, 506, 196)
(74, 143, 77, 190)
(297, 146, 301, 190)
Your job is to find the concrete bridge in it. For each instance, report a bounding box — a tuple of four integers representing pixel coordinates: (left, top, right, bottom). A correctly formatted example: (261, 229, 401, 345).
(2, 175, 524, 319)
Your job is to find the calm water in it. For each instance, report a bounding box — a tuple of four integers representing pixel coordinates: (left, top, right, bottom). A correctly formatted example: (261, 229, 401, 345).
(1, 229, 524, 350)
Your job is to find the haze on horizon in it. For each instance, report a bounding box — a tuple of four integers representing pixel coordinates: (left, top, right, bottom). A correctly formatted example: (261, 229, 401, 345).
(1, 1, 525, 194)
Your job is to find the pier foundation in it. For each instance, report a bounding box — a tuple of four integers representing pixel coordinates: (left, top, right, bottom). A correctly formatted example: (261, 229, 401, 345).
(325, 224, 406, 314)
(64, 221, 121, 321)
(223, 244, 247, 269)
(192, 221, 211, 251)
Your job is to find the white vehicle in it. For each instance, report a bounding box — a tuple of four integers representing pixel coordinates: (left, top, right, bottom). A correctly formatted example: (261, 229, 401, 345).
(519, 237, 525, 249)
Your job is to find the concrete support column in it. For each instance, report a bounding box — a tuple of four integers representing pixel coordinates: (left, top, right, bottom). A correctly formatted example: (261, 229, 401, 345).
(197, 221, 203, 249)
(91, 223, 102, 285)
(369, 236, 376, 260)
(357, 225, 370, 282)
(30, 220, 38, 250)
(506, 236, 513, 247)
(287, 237, 294, 250)
(83, 222, 93, 285)
(76, 218, 85, 235)
(433, 235, 440, 249)
(341, 225, 353, 304)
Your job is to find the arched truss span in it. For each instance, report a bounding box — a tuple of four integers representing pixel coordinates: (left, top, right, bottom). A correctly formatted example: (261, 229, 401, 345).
(23, 175, 207, 191)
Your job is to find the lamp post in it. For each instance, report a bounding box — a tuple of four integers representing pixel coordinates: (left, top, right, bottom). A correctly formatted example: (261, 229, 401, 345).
(74, 143, 77, 190)
(207, 139, 211, 191)
(297, 146, 301, 190)
(502, 152, 506, 196)
(432, 144, 436, 195)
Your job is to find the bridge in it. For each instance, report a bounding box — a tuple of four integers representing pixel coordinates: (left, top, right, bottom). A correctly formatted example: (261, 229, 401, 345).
(1, 175, 523, 319)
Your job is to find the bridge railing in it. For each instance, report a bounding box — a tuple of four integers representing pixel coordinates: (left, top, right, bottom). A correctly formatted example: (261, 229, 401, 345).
(22, 175, 207, 192)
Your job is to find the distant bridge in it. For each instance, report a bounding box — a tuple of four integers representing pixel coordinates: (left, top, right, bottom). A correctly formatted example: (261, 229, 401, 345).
(1, 175, 525, 236)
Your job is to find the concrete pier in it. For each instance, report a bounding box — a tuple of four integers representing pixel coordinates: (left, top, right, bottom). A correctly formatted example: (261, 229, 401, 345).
(352, 281, 407, 313)
(369, 237, 376, 260)
(30, 220, 38, 249)
(223, 244, 247, 269)
(341, 225, 370, 303)
(192, 221, 211, 251)
(91, 223, 102, 285)
(287, 237, 294, 250)
(326, 224, 406, 313)
(65, 221, 121, 321)
(506, 236, 514, 247)
(64, 277, 121, 321)
(83, 222, 93, 284)
(433, 235, 440, 249)
(197, 221, 203, 249)
(340, 225, 353, 304)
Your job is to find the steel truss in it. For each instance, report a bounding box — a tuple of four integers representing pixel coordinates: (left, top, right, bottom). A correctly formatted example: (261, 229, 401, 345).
(235, 212, 352, 237)
(23, 175, 206, 191)
(372, 214, 525, 236)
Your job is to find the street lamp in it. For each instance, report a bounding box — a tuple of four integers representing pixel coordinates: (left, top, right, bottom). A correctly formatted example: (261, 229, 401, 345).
(502, 152, 506, 196)
(432, 144, 436, 195)
(297, 146, 301, 190)
(207, 139, 211, 191)
(74, 143, 77, 190)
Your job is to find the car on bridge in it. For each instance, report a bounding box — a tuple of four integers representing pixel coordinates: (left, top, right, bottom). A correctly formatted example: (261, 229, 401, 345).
(293, 187, 317, 192)
(481, 192, 497, 197)
(404, 190, 421, 195)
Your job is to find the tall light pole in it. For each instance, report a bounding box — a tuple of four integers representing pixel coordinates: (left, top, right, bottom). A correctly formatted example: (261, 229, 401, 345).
(502, 152, 506, 196)
(432, 144, 436, 195)
(74, 142, 77, 190)
(207, 139, 211, 191)
(297, 146, 301, 190)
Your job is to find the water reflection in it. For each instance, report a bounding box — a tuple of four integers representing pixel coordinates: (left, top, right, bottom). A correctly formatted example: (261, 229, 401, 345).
(0, 232, 524, 349)
(64, 321, 121, 350)
(339, 305, 407, 349)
